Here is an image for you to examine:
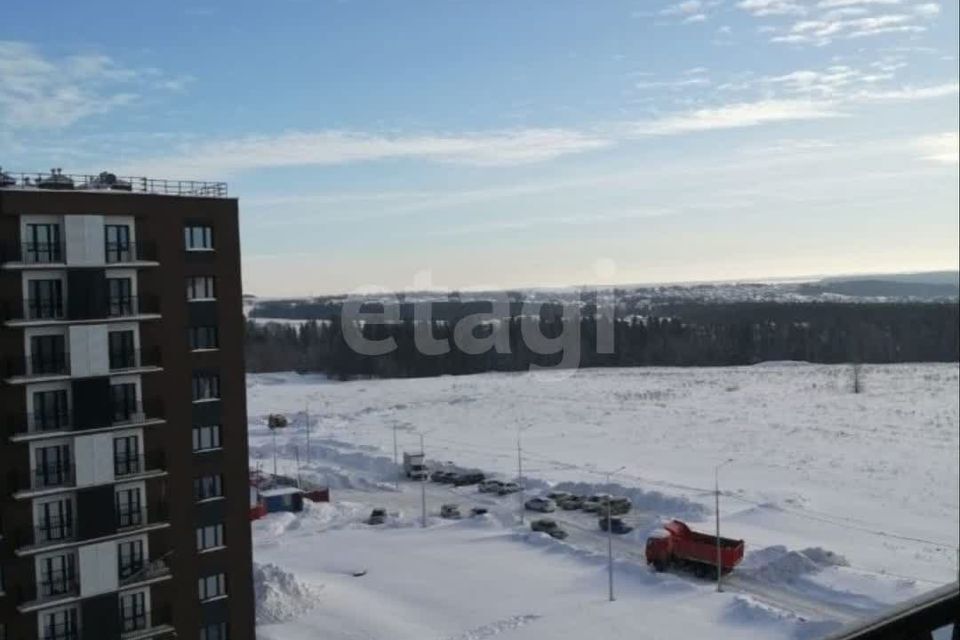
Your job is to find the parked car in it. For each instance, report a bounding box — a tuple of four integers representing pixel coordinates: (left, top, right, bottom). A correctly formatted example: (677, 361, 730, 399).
(431, 470, 449, 482)
(453, 471, 485, 486)
(598, 516, 634, 535)
(470, 507, 489, 517)
(498, 482, 522, 496)
(524, 497, 556, 513)
(479, 480, 504, 493)
(434, 471, 458, 484)
(530, 518, 568, 540)
(547, 491, 572, 502)
(558, 495, 584, 510)
(440, 503, 462, 519)
(582, 494, 611, 513)
(366, 508, 387, 525)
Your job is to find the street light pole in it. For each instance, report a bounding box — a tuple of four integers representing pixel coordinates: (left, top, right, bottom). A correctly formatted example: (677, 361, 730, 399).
(606, 465, 626, 602)
(517, 428, 525, 525)
(393, 423, 400, 490)
(715, 458, 733, 593)
(305, 403, 311, 466)
(419, 432, 427, 528)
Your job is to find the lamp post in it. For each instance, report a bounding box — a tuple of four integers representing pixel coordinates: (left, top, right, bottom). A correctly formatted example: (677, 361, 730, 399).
(715, 458, 734, 593)
(392, 422, 400, 490)
(605, 465, 626, 602)
(419, 432, 429, 528)
(517, 424, 533, 525)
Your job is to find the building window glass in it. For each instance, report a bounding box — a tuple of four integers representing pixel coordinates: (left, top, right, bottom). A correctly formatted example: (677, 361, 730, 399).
(111, 383, 138, 423)
(192, 373, 220, 401)
(196, 523, 225, 551)
(194, 474, 223, 501)
(32, 389, 69, 432)
(40, 605, 79, 640)
(115, 486, 143, 528)
(34, 444, 72, 489)
(107, 277, 134, 316)
(184, 225, 214, 251)
(113, 435, 140, 476)
(37, 497, 74, 543)
(108, 330, 137, 370)
(24, 223, 62, 264)
(38, 552, 76, 597)
(192, 425, 222, 452)
(187, 276, 216, 300)
(117, 539, 144, 580)
(189, 326, 219, 350)
(119, 591, 147, 632)
(29, 334, 67, 375)
(104, 224, 132, 263)
(200, 622, 228, 640)
(27, 279, 64, 319)
(198, 572, 227, 601)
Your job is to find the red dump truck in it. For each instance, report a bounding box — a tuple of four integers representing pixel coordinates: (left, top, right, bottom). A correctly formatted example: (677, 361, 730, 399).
(645, 519, 745, 576)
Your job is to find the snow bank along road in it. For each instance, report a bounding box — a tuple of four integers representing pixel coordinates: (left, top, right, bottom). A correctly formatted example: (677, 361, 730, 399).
(247, 363, 959, 639)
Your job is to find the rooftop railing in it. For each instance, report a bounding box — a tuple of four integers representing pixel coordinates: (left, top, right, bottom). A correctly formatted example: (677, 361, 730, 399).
(0, 169, 228, 198)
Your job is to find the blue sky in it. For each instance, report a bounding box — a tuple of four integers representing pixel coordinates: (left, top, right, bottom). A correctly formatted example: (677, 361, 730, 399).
(2, 0, 958, 295)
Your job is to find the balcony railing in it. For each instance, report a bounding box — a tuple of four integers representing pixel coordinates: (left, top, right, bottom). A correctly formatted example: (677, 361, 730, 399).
(22, 518, 75, 548)
(114, 451, 166, 479)
(37, 569, 79, 599)
(3, 353, 70, 379)
(2, 296, 160, 323)
(107, 295, 160, 318)
(16, 501, 168, 550)
(118, 555, 171, 587)
(6, 399, 165, 438)
(0, 241, 67, 265)
(120, 605, 173, 637)
(38, 620, 80, 640)
(109, 348, 162, 372)
(105, 242, 157, 264)
(0, 170, 228, 197)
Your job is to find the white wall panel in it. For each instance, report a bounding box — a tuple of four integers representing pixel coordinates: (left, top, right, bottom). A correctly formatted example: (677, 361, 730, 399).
(68, 325, 109, 376)
(78, 540, 118, 597)
(74, 433, 115, 487)
(64, 215, 104, 266)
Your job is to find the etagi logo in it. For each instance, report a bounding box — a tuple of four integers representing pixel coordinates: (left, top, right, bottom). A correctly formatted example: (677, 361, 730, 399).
(339, 287, 617, 374)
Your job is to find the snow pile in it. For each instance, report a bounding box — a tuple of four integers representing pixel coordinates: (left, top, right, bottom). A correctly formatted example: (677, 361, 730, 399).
(742, 546, 849, 584)
(253, 562, 322, 624)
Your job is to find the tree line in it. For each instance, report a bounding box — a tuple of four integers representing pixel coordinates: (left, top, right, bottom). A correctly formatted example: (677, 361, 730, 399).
(244, 302, 959, 379)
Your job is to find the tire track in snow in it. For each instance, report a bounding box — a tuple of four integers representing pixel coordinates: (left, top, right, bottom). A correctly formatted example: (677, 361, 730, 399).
(439, 614, 541, 640)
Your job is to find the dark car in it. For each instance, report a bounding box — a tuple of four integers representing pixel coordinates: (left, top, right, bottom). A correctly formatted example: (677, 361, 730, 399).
(433, 471, 458, 484)
(599, 497, 632, 516)
(367, 508, 387, 525)
(431, 470, 448, 482)
(530, 518, 568, 540)
(453, 471, 485, 486)
(598, 516, 633, 535)
(558, 495, 584, 510)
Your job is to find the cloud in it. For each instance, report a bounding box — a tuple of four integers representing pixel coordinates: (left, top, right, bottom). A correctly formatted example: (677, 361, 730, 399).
(852, 82, 958, 100)
(737, 0, 807, 16)
(628, 99, 843, 135)
(913, 132, 958, 165)
(0, 41, 188, 129)
(123, 128, 614, 177)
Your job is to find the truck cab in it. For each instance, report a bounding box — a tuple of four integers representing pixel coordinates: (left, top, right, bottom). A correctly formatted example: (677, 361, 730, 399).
(403, 451, 429, 480)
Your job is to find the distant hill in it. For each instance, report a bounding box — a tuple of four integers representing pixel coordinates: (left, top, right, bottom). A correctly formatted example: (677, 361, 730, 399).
(802, 271, 959, 299)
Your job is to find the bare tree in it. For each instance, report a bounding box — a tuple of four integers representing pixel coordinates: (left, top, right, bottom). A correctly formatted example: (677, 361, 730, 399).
(851, 362, 863, 394)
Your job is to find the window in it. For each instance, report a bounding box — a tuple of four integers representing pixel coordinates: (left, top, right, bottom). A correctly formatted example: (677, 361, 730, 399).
(40, 606, 79, 640)
(189, 326, 219, 350)
(200, 622, 228, 640)
(185, 225, 214, 251)
(115, 487, 143, 528)
(187, 276, 216, 300)
(192, 373, 220, 401)
(27, 279, 64, 320)
(111, 383, 138, 423)
(37, 497, 74, 543)
(119, 591, 147, 632)
(117, 539, 144, 580)
(109, 330, 137, 369)
(192, 425, 222, 452)
(113, 435, 140, 476)
(198, 572, 227, 601)
(194, 474, 223, 501)
(29, 334, 67, 375)
(34, 444, 72, 488)
(24, 223, 62, 264)
(38, 552, 76, 597)
(104, 224, 132, 263)
(196, 523, 225, 551)
(107, 277, 134, 316)
(32, 389, 69, 432)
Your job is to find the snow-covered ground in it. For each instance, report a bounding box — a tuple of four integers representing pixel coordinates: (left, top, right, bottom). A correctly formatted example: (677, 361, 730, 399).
(247, 363, 959, 639)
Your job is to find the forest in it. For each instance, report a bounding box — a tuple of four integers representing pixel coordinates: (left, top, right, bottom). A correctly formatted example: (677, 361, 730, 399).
(244, 301, 959, 379)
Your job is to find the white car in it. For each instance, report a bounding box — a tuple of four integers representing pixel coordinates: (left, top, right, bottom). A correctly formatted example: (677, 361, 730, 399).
(498, 482, 522, 496)
(524, 497, 556, 513)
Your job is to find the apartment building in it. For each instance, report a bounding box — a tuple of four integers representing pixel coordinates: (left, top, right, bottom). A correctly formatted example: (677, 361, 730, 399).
(0, 170, 254, 640)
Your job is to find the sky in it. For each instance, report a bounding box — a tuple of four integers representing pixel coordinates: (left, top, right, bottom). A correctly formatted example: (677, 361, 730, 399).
(1, 0, 958, 296)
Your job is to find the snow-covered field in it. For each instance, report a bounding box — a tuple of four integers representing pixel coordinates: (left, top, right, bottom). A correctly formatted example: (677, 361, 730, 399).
(247, 363, 959, 639)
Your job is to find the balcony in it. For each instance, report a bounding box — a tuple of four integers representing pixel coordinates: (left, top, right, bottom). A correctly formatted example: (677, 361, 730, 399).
(0, 241, 66, 265)
(104, 242, 157, 264)
(0, 241, 158, 268)
(37, 569, 80, 601)
(6, 399, 165, 440)
(15, 502, 169, 553)
(39, 619, 81, 640)
(120, 606, 175, 639)
(2, 296, 160, 325)
(114, 451, 166, 480)
(118, 554, 172, 588)
(2, 353, 70, 379)
(109, 348, 162, 372)
(11, 463, 77, 493)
